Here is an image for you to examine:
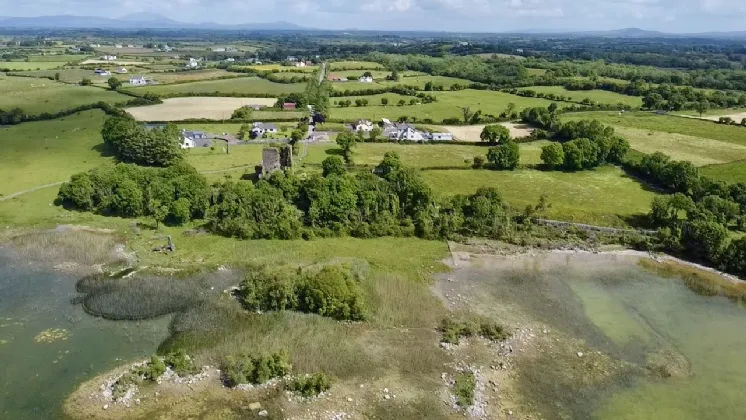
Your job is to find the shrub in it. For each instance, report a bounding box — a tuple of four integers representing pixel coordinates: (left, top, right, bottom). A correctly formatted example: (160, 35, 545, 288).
(112, 372, 140, 400)
(453, 371, 476, 407)
(472, 155, 485, 169)
(479, 322, 509, 341)
(137, 355, 166, 381)
(440, 317, 509, 344)
(165, 350, 201, 376)
(286, 372, 332, 397)
(220, 350, 291, 387)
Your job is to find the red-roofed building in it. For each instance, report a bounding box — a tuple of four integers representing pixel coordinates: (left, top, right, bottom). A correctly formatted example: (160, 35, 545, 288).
(283, 102, 297, 110)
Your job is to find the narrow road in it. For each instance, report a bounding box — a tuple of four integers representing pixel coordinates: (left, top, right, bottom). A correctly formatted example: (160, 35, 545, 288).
(0, 166, 254, 202)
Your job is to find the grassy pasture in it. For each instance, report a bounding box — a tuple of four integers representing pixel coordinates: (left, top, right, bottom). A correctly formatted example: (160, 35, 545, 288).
(0, 75, 131, 114)
(121, 76, 305, 96)
(562, 111, 746, 147)
(125, 97, 291, 121)
(611, 126, 746, 166)
(28, 54, 88, 62)
(380, 75, 473, 89)
(520, 86, 643, 107)
(0, 61, 70, 70)
(16, 69, 122, 84)
(0, 110, 111, 197)
(328, 61, 386, 71)
(246, 64, 318, 73)
(701, 161, 746, 183)
(330, 89, 566, 121)
(326, 70, 393, 80)
(422, 165, 658, 227)
(267, 71, 312, 80)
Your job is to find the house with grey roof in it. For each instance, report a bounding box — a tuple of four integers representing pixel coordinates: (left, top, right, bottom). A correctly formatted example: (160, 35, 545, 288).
(251, 122, 279, 138)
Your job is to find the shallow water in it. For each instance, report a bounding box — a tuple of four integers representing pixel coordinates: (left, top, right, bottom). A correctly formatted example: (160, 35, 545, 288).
(447, 253, 746, 420)
(0, 252, 170, 419)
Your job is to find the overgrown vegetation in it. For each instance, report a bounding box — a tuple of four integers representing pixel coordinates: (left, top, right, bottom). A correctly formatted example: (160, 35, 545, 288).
(285, 372, 332, 397)
(453, 371, 476, 407)
(219, 350, 291, 387)
(440, 317, 510, 344)
(101, 116, 183, 167)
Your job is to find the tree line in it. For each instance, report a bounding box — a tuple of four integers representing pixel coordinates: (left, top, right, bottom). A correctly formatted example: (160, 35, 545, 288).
(101, 117, 183, 167)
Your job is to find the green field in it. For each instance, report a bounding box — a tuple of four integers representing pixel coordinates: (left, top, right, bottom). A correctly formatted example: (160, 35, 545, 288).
(122, 76, 305, 96)
(562, 111, 746, 147)
(328, 61, 386, 71)
(330, 89, 566, 121)
(611, 126, 746, 166)
(245, 64, 318, 73)
(0, 75, 132, 114)
(520, 86, 643, 107)
(380, 75, 473, 89)
(422, 165, 658, 227)
(0, 61, 70, 70)
(701, 161, 746, 183)
(28, 54, 89, 62)
(0, 110, 111, 196)
(267, 71, 312, 80)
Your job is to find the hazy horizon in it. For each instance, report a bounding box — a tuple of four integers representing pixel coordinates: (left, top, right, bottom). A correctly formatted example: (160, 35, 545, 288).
(2, 0, 746, 33)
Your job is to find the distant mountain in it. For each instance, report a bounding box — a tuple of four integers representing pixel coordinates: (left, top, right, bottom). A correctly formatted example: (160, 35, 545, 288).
(0, 14, 307, 30)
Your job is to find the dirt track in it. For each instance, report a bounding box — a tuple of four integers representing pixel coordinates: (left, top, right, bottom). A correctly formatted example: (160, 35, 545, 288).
(441, 123, 534, 142)
(125, 97, 278, 121)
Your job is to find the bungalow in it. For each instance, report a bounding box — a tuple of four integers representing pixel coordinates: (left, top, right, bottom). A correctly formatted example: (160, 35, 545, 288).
(359, 76, 373, 83)
(127, 44, 135, 48)
(287, 56, 298, 62)
(182, 130, 208, 140)
(181, 130, 211, 147)
(251, 122, 278, 137)
(89, 43, 100, 48)
(181, 138, 195, 149)
(384, 123, 425, 141)
(184, 59, 199, 69)
(283, 103, 297, 111)
(429, 132, 453, 141)
(94, 69, 111, 76)
(115, 67, 128, 74)
(114, 44, 123, 49)
(129, 76, 148, 85)
(213, 47, 226, 52)
(294, 61, 306, 68)
(101, 55, 117, 61)
(225, 57, 235, 62)
(69, 47, 81, 53)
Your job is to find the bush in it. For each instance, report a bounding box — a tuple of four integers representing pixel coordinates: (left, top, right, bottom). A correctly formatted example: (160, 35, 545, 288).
(453, 371, 476, 407)
(220, 350, 291, 387)
(441, 317, 509, 344)
(165, 349, 201, 376)
(472, 155, 485, 169)
(286, 372, 332, 397)
(137, 355, 166, 381)
(112, 372, 140, 400)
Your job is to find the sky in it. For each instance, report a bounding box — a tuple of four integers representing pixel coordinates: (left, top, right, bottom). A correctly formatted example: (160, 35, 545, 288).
(4, 0, 746, 32)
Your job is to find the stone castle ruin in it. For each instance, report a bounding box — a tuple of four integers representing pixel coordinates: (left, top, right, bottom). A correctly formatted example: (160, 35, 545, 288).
(256, 146, 292, 178)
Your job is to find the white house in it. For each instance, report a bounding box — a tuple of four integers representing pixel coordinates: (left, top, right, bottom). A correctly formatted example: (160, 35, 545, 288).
(94, 69, 111, 76)
(384, 123, 425, 141)
(181, 138, 195, 149)
(101, 55, 117, 61)
(287, 56, 298, 62)
(127, 44, 135, 48)
(114, 44, 123, 49)
(352, 119, 374, 132)
(430, 132, 453, 141)
(185, 58, 199, 69)
(251, 122, 278, 137)
(359, 76, 373, 83)
(214, 47, 226, 52)
(129, 76, 148, 85)
(115, 67, 128, 74)
(294, 61, 307, 68)
(224, 57, 235, 62)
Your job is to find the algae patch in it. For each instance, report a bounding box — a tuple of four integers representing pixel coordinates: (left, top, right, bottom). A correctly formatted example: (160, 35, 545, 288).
(34, 328, 71, 343)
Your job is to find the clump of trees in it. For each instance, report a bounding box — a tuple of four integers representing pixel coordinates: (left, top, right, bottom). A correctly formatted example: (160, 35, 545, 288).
(237, 264, 367, 321)
(101, 116, 183, 166)
(57, 163, 210, 223)
(220, 350, 291, 387)
(480, 124, 511, 144)
(487, 141, 520, 170)
(231, 105, 253, 120)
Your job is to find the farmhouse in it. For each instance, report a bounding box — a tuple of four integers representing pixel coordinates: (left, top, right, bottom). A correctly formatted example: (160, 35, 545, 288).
(115, 67, 128, 74)
(287, 56, 298, 62)
(359, 76, 374, 83)
(350, 119, 374, 132)
(225, 57, 235, 62)
(114, 44, 123, 48)
(181, 130, 211, 147)
(185, 58, 199, 69)
(127, 44, 135, 48)
(294, 62, 306, 68)
(251, 122, 278, 137)
(101, 55, 117, 61)
(384, 122, 425, 141)
(129, 76, 148, 85)
(181, 138, 195, 149)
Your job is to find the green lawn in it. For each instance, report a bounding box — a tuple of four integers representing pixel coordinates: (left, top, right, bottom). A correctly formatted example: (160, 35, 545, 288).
(0, 61, 70, 70)
(0, 75, 132, 114)
(0, 110, 112, 196)
(330, 89, 566, 121)
(520, 86, 643, 107)
(701, 161, 746, 183)
(562, 111, 746, 147)
(422, 165, 658, 227)
(122, 76, 305, 96)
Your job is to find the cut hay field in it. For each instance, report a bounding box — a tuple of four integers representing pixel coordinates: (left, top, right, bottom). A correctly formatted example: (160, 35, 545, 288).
(122, 76, 305, 96)
(125, 97, 285, 121)
(0, 61, 70, 70)
(330, 89, 566, 121)
(137, 69, 247, 85)
(520, 86, 643, 107)
(442, 123, 535, 141)
(422, 165, 658, 227)
(0, 75, 131, 114)
(328, 61, 386, 71)
(701, 161, 746, 183)
(0, 110, 111, 197)
(563, 111, 746, 147)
